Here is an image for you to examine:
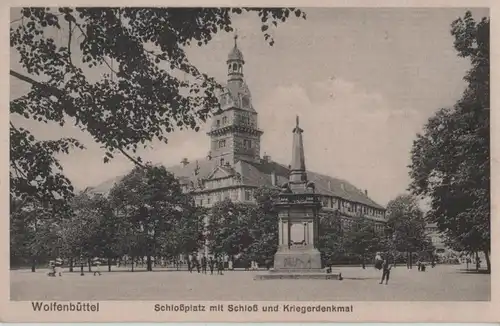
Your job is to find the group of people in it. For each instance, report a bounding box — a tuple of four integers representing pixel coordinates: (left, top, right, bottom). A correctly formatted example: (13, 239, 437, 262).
(375, 252, 441, 284)
(187, 255, 227, 275)
(47, 258, 63, 277)
(47, 257, 102, 277)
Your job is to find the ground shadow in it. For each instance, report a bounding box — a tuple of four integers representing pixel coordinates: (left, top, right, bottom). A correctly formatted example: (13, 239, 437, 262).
(455, 269, 491, 275)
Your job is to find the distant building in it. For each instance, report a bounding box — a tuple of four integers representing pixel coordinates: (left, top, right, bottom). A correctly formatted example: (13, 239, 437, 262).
(91, 36, 387, 248)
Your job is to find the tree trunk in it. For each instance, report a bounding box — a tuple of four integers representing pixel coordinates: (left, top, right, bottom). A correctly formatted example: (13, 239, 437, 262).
(108, 258, 112, 272)
(131, 256, 134, 272)
(31, 257, 36, 272)
(475, 252, 479, 271)
(483, 250, 490, 273)
(362, 254, 366, 269)
(87, 258, 92, 272)
(147, 255, 153, 272)
(69, 258, 74, 272)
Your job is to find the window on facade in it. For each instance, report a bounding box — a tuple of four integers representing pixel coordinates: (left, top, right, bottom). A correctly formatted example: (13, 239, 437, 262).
(216, 120, 220, 127)
(245, 190, 252, 201)
(207, 197, 211, 205)
(222, 116, 227, 124)
(220, 158, 224, 166)
(233, 63, 237, 71)
(219, 140, 226, 148)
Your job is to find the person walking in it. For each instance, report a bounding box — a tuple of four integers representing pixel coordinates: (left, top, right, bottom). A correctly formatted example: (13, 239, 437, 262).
(194, 257, 201, 273)
(209, 256, 215, 275)
(379, 257, 392, 285)
(187, 256, 192, 273)
(201, 255, 207, 274)
(217, 258, 224, 275)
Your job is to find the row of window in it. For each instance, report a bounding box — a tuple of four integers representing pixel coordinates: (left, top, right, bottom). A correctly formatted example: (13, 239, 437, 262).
(320, 196, 384, 218)
(215, 115, 253, 128)
(195, 189, 253, 206)
(216, 139, 253, 150)
(229, 63, 242, 73)
(338, 218, 385, 232)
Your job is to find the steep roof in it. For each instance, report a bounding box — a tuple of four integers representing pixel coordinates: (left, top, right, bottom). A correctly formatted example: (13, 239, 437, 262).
(89, 158, 385, 210)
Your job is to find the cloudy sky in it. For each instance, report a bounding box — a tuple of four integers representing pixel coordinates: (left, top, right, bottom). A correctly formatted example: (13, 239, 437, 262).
(10, 7, 489, 206)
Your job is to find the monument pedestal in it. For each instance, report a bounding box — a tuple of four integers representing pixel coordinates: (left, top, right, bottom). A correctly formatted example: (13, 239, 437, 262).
(255, 247, 342, 280)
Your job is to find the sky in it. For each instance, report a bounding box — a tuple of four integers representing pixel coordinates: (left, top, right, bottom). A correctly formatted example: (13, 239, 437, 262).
(9, 7, 489, 206)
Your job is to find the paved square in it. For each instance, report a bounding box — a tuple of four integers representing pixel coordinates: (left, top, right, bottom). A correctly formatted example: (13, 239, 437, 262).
(10, 264, 490, 301)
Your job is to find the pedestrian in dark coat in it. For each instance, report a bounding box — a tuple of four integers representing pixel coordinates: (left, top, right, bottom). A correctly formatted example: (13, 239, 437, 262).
(209, 257, 215, 275)
(379, 259, 392, 285)
(201, 255, 207, 274)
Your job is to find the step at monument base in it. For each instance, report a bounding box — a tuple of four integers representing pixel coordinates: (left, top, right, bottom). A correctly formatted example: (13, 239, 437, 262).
(254, 270, 342, 280)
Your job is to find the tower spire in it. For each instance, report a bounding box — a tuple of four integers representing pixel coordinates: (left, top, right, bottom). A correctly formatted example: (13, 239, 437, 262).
(289, 115, 307, 184)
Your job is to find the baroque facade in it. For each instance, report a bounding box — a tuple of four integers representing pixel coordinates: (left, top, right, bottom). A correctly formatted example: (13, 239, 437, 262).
(91, 36, 387, 232)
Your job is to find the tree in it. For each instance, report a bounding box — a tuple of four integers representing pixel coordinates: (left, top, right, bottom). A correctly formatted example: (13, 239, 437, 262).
(408, 11, 490, 272)
(108, 164, 192, 271)
(318, 210, 345, 267)
(10, 7, 306, 208)
(207, 198, 254, 259)
(386, 194, 430, 269)
(10, 123, 84, 215)
(10, 197, 62, 272)
(344, 217, 381, 269)
(245, 186, 280, 266)
(88, 194, 124, 271)
(60, 191, 113, 272)
(160, 204, 207, 262)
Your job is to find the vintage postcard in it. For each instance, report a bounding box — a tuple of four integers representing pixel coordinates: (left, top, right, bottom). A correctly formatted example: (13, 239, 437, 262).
(2, 0, 498, 323)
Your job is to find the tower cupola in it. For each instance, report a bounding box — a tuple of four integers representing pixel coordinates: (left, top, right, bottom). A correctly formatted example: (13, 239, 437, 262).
(227, 34, 244, 82)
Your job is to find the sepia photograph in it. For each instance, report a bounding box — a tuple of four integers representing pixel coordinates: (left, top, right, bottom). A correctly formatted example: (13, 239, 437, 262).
(8, 4, 491, 309)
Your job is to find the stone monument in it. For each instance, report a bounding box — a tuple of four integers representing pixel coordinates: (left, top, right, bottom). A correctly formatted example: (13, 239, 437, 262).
(255, 116, 342, 280)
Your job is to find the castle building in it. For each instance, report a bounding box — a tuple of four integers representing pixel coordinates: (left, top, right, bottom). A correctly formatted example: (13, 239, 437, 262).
(91, 36, 387, 233)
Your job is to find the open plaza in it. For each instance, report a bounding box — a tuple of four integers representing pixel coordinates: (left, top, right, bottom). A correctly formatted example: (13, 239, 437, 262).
(10, 264, 490, 302)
